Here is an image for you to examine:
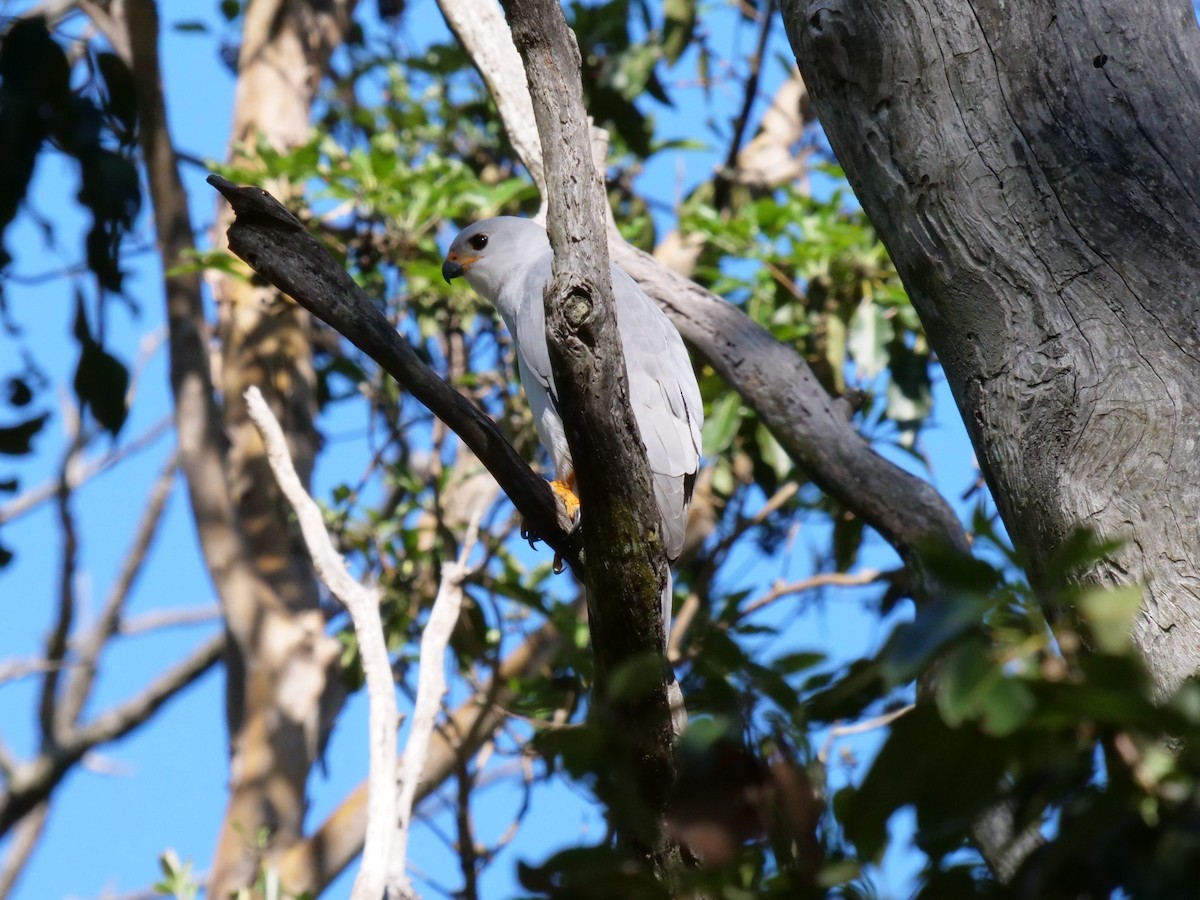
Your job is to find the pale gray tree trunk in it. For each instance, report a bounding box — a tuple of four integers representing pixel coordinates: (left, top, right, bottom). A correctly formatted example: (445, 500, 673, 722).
(784, 0, 1200, 698)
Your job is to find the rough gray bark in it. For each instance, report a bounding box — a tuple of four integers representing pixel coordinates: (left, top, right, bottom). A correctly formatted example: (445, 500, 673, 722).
(783, 0, 1200, 692)
(499, 0, 682, 870)
(613, 240, 970, 564)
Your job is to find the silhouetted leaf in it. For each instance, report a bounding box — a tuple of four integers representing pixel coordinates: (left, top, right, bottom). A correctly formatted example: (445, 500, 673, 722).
(96, 52, 138, 144)
(72, 294, 129, 435)
(0, 412, 48, 455)
(5, 377, 32, 406)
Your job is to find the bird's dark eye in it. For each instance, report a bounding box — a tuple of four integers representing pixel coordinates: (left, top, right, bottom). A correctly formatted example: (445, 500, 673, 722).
(468, 233, 489, 251)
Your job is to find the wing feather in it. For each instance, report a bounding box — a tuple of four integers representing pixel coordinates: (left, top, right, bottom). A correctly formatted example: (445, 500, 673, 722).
(498, 252, 703, 562)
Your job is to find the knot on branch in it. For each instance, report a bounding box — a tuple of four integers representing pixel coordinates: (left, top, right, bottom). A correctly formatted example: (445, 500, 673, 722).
(785, 0, 862, 85)
(549, 273, 597, 332)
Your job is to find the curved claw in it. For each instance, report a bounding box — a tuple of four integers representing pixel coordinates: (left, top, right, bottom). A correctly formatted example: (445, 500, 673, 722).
(521, 522, 541, 549)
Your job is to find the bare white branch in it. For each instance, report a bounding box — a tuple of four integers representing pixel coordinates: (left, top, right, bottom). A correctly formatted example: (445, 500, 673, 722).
(388, 515, 482, 898)
(242, 386, 396, 900)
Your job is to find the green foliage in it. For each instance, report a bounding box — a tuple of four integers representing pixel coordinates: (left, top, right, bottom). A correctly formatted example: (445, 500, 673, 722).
(524, 523, 1200, 898)
(153, 850, 200, 900)
(11, 6, 1183, 899)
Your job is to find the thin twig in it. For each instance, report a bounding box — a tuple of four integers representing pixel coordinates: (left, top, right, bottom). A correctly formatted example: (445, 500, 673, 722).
(60, 453, 179, 728)
(38, 426, 85, 746)
(0, 800, 48, 900)
(817, 704, 914, 765)
(118, 605, 222, 637)
(712, 0, 776, 210)
(243, 386, 396, 900)
(389, 514, 483, 897)
(740, 568, 886, 619)
(0, 416, 172, 526)
(455, 760, 480, 900)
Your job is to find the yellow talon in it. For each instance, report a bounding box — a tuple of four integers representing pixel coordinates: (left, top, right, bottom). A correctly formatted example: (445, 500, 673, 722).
(550, 479, 581, 521)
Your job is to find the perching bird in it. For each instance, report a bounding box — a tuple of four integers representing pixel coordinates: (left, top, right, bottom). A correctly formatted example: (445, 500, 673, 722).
(442, 216, 703, 647)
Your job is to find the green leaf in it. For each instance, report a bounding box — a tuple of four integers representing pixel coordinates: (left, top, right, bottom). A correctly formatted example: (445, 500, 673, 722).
(702, 392, 741, 456)
(1076, 584, 1143, 655)
(661, 0, 697, 65)
(848, 301, 891, 381)
(935, 638, 1034, 736)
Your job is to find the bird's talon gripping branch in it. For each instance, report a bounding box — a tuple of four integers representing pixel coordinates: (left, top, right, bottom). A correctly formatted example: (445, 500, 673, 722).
(520, 522, 541, 549)
(550, 479, 581, 523)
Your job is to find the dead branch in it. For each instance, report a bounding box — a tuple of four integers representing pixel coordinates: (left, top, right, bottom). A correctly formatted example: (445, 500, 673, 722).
(206, 174, 580, 570)
(275, 608, 573, 895)
(389, 516, 482, 896)
(244, 386, 395, 900)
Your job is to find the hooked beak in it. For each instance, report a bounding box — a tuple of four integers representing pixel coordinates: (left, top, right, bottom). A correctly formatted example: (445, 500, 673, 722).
(442, 259, 465, 284)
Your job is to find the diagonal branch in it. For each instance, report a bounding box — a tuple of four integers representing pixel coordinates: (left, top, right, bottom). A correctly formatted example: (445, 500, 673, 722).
(206, 174, 579, 570)
(0, 634, 222, 837)
(60, 452, 178, 727)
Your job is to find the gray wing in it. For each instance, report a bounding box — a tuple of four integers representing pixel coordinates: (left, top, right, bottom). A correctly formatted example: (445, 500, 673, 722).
(505, 255, 573, 477)
(505, 255, 703, 562)
(611, 265, 703, 562)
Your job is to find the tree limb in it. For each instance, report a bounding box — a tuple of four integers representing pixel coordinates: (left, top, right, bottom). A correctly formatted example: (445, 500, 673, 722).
(0, 634, 223, 836)
(499, 0, 682, 869)
(389, 516, 482, 897)
(206, 174, 580, 570)
(244, 386, 395, 900)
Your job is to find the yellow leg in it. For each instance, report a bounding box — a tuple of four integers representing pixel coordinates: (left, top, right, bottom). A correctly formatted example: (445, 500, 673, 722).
(549, 479, 581, 521)
(549, 476, 580, 575)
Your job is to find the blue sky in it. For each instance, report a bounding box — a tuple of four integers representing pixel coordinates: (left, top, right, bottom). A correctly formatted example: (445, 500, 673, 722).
(0, 1, 989, 897)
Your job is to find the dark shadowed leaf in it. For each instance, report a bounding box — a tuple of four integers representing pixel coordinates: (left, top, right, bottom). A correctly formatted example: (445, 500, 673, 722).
(96, 53, 138, 144)
(0, 412, 49, 455)
(72, 294, 130, 435)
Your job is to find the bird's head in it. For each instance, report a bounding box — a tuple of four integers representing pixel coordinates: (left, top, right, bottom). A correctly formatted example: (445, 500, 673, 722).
(442, 217, 550, 307)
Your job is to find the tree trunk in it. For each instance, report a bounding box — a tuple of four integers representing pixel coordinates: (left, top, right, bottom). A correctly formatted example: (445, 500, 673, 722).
(206, 1, 355, 893)
(784, 0, 1200, 697)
